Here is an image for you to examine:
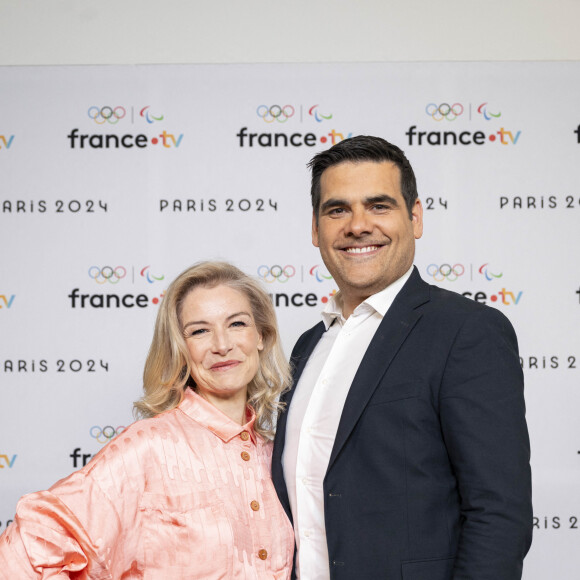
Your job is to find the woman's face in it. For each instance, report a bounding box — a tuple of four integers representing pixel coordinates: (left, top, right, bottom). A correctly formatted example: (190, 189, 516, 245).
(180, 284, 263, 404)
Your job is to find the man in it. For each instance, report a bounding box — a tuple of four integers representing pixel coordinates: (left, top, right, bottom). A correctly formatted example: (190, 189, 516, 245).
(272, 136, 532, 580)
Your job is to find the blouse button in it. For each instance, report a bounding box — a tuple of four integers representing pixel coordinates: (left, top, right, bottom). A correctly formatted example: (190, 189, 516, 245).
(241, 451, 251, 461)
(240, 431, 250, 441)
(250, 500, 260, 511)
(258, 549, 268, 560)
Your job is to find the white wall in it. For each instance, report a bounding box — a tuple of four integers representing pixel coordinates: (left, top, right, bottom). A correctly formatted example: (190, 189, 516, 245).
(1, 0, 579, 66)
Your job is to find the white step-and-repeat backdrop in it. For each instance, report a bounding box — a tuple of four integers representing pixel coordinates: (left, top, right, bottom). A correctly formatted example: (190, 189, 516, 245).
(1, 63, 579, 578)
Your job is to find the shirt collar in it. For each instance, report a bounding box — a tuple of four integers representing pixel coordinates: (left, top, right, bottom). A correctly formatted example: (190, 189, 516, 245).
(320, 265, 414, 329)
(178, 388, 257, 444)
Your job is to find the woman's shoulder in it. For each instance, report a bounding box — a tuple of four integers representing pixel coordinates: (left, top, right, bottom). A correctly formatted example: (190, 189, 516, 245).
(80, 408, 183, 474)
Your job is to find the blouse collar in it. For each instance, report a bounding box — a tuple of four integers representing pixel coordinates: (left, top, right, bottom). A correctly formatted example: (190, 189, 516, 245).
(178, 388, 258, 444)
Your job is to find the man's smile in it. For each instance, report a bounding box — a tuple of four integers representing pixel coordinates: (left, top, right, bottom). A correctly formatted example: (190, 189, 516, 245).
(342, 244, 383, 255)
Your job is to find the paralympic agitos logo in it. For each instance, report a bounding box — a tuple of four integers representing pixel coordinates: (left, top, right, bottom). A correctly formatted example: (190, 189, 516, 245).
(406, 102, 521, 147)
(236, 104, 353, 148)
(67, 105, 184, 150)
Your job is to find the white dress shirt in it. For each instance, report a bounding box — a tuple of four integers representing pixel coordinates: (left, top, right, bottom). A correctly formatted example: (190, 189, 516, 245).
(282, 267, 413, 580)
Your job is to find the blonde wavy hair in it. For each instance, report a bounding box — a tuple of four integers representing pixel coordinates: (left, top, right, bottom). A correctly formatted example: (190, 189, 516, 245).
(134, 261, 290, 439)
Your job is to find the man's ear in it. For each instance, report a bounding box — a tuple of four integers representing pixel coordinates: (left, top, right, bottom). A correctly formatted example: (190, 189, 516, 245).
(312, 212, 320, 247)
(411, 199, 423, 240)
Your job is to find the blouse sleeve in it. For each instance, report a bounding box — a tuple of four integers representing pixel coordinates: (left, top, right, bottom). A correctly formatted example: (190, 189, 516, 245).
(0, 429, 149, 579)
(0, 486, 110, 578)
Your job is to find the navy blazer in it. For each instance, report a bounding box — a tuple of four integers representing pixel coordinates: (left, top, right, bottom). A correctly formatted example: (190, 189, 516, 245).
(272, 267, 532, 580)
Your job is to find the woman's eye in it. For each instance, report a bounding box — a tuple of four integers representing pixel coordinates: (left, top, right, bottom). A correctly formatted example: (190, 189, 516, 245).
(230, 320, 247, 328)
(189, 328, 207, 337)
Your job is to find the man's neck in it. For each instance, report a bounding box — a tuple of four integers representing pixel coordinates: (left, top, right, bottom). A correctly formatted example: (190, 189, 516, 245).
(341, 296, 368, 319)
(339, 267, 415, 319)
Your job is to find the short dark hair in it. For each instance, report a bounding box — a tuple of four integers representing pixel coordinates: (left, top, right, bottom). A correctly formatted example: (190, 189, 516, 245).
(307, 135, 419, 220)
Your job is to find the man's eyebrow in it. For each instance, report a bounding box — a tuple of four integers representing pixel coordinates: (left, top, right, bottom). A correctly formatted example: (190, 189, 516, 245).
(320, 194, 400, 213)
(365, 194, 400, 206)
(320, 197, 349, 212)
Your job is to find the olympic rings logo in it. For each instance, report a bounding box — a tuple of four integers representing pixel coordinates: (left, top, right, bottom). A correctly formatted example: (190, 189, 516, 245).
(88, 266, 127, 284)
(88, 106, 126, 125)
(257, 265, 296, 283)
(426, 263, 465, 282)
(425, 103, 464, 122)
(90, 425, 126, 445)
(256, 105, 295, 123)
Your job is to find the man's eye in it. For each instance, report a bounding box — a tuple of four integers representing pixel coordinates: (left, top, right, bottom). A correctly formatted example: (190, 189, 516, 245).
(372, 204, 389, 211)
(328, 207, 345, 216)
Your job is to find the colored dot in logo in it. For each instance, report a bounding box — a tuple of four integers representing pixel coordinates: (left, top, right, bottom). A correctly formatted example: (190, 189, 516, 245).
(320, 290, 336, 304)
(151, 292, 165, 305)
(320, 136, 327, 143)
(151, 137, 158, 145)
(490, 294, 498, 302)
(489, 134, 496, 142)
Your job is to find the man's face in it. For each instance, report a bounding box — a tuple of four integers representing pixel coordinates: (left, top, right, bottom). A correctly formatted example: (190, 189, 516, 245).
(312, 161, 423, 316)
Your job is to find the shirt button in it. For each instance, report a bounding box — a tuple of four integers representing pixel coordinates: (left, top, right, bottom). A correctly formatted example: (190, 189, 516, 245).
(250, 500, 260, 511)
(301, 477, 308, 485)
(303, 530, 310, 538)
(241, 451, 250, 461)
(240, 431, 250, 441)
(258, 549, 268, 560)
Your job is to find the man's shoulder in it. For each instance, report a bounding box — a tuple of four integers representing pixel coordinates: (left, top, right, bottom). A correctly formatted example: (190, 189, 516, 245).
(427, 281, 485, 311)
(291, 320, 326, 357)
(419, 279, 516, 334)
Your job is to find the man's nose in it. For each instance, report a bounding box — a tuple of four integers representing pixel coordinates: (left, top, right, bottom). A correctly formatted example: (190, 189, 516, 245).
(345, 208, 372, 236)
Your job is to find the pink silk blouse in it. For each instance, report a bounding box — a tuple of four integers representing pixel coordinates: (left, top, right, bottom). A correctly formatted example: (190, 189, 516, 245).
(0, 389, 294, 579)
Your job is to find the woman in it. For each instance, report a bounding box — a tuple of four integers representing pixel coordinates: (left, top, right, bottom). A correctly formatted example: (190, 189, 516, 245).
(0, 262, 294, 579)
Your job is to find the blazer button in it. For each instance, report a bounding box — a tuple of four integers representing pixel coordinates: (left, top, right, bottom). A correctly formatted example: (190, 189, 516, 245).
(250, 500, 260, 511)
(241, 451, 250, 461)
(258, 549, 268, 560)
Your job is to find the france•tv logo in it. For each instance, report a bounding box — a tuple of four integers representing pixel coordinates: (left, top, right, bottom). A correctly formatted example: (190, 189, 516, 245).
(0, 135, 14, 150)
(67, 105, 183, 150)
(236, 103, 352, 148)
(406, 101, 521, 147)
(0, 454, 17, 468)
(0, 295, 15, 309)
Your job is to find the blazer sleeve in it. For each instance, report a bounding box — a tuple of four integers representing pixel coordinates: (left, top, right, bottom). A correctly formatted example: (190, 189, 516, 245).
(439, 306, 532, 580)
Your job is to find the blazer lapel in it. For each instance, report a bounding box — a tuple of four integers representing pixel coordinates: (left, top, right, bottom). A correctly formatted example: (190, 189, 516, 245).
(272, 321, 326, 519)
(326, 269, 430, 472)
(283, 321, 327, 410)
